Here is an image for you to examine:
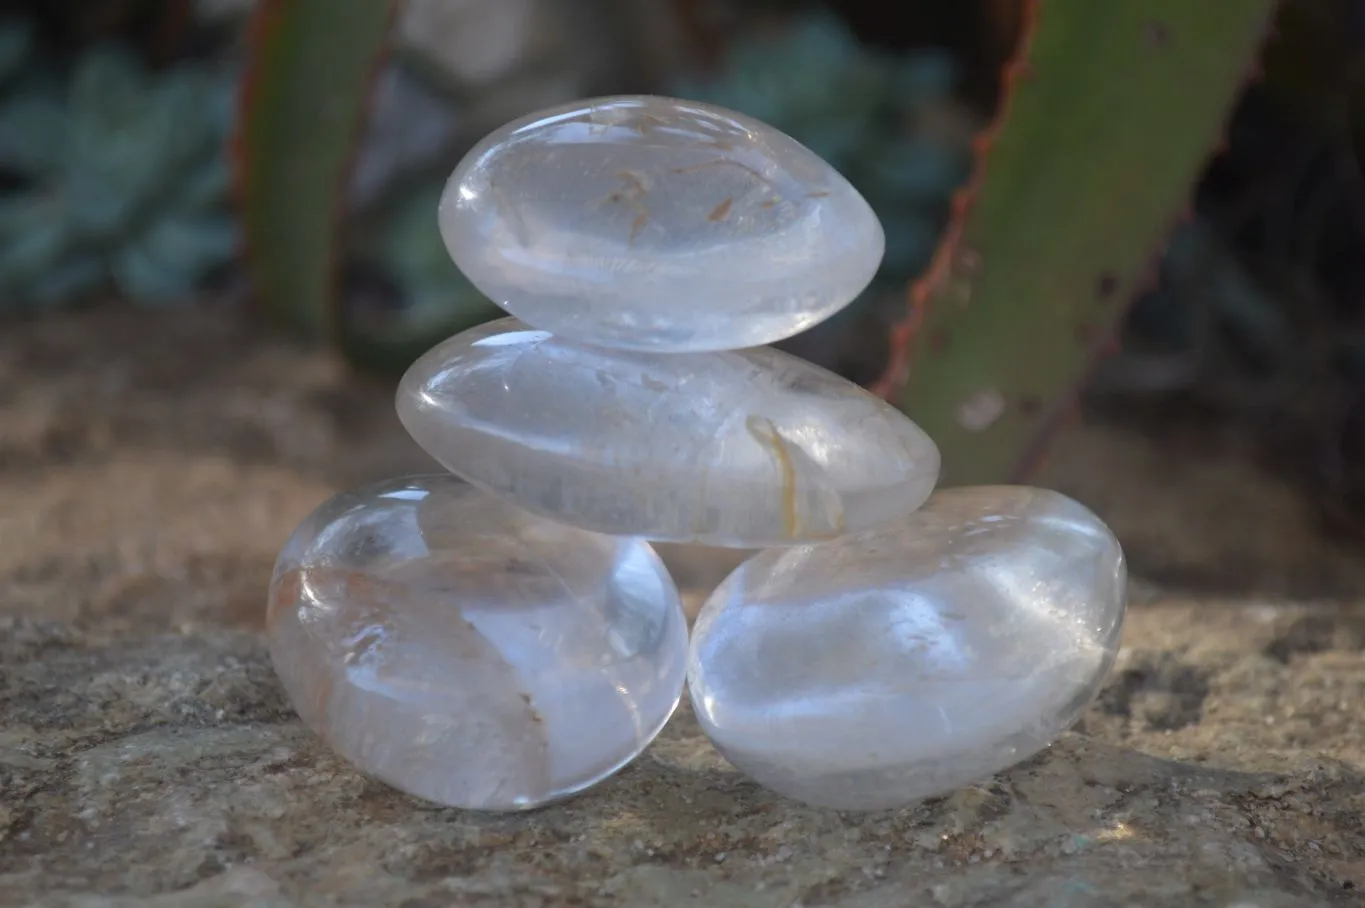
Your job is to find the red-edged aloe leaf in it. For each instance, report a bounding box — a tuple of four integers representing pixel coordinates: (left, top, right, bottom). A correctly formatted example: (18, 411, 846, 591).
(874, 0, 1279, 485)
(234, 0, 399, 340)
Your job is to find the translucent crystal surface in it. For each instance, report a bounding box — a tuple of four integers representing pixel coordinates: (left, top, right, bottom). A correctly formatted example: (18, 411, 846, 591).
(396, 318, 940, 548)
(439, 95, 885, 352)
(688, 486, 1126, 811)
(267, 475, 688, 811)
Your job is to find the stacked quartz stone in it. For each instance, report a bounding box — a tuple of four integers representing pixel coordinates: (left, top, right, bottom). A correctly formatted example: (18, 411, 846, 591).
(267, 96, 1127, 813)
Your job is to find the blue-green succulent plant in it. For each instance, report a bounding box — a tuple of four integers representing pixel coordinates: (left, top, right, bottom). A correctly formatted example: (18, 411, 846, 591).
(0, 24, 239, 309)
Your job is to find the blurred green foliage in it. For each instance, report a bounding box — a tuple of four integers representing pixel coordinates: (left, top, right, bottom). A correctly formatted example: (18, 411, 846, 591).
(0, 17, 238, 308)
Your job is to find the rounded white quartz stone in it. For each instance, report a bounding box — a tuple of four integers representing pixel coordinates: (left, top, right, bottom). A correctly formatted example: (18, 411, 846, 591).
(396, 318, 940, 548)
(688, 486, 1127, 811)
(439, 95, 885, 352)
(266, 475, 688, 811)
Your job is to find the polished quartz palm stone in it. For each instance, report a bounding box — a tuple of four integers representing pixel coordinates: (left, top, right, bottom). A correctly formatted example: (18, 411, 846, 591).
(688, 486, 1126, 811)
(267, 475, 688, 811)
(396, 318, 940, 548)
(439, 95, 885, 352)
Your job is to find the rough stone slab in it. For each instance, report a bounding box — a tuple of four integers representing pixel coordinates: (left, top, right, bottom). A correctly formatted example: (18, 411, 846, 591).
(1, 309, 1362, 906)
(3, 605, 1363, 907)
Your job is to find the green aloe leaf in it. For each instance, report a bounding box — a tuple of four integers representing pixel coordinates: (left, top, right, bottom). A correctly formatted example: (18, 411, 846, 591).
(235, 0, 400, 341)
(878, 0, 1279, 485)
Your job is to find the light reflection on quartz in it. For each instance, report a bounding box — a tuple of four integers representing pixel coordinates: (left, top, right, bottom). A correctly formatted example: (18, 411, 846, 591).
(688, 486, 1126, 811)
(267, 475, 688, 811)
(438, 95, 882, 353)
(398, 318, 938, 547)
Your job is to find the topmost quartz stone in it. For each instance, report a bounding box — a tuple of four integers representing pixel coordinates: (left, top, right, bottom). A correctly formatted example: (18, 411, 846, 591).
(440, 95, 884, 352)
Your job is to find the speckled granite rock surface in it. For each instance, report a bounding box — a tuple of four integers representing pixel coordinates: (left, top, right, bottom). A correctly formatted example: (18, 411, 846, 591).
(1, 308, 1362, 907)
